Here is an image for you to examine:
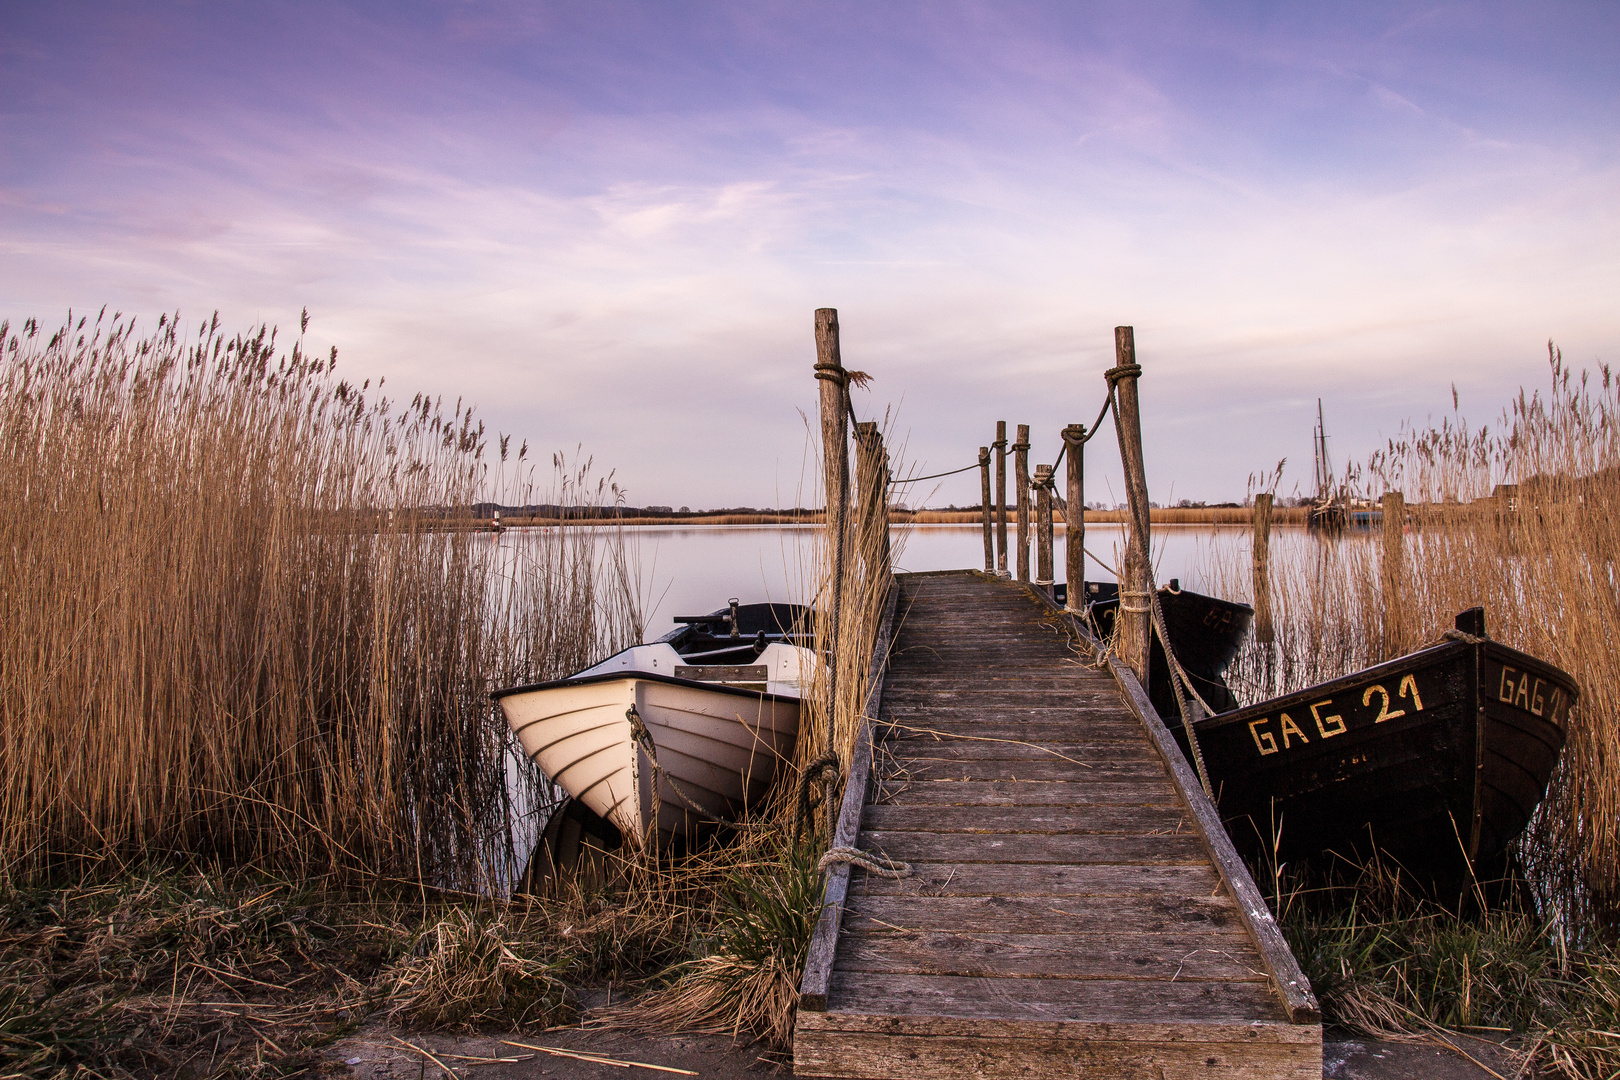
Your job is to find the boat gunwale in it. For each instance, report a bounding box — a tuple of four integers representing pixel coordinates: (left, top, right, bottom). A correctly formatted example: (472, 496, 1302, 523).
(1196, 637, 1577, 736)
(491, 668, 804, 703)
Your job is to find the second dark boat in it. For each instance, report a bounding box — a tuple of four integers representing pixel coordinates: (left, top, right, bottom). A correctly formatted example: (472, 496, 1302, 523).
(1065, 579, 1253, 716)
(1170, 608, 1575, 876)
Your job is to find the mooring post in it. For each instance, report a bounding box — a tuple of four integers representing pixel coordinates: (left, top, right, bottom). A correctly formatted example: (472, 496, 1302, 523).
(1111, 327, 1152, 687)
(979, 446, 993, 572)
(876, 436, 893, 581)
(1035, 464, 1055, 598)
(1015, 424, 1031, 582)
(1381, 491, 1405, 655)
(814, 309, 849, 781)
(1062, 424, 1086, 611)
(855, 422, 888, 582)
(995, 420, 1009, 576)
(1252, 493, 1274, 645)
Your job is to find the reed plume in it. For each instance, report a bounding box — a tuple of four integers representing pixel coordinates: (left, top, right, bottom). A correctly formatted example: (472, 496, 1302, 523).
(0, 309, 640, 889)
(1201, 345, 1620, 934)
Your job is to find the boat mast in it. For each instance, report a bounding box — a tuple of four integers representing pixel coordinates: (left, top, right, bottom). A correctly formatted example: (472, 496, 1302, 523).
(1314, 398, 1333, 505)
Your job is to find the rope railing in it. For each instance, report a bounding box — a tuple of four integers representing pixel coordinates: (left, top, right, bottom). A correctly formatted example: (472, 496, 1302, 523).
(815, 317, 1193, 813)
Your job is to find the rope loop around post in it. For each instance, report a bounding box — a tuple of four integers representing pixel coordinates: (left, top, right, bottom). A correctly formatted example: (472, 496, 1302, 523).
(813, 360, 848, 385)
(1104, 362, 1143, 387)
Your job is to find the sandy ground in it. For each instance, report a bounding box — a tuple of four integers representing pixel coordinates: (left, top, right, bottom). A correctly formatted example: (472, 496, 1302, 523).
(324, 1023, 1523, 1080)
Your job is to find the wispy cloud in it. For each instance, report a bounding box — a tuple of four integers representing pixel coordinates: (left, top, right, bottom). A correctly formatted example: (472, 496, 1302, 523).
(1, 1, 1617, 504)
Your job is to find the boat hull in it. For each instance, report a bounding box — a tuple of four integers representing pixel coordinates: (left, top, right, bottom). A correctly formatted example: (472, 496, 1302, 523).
(1078, 580, 1253, 714)
(1179, 635, 1575, 874)
(497, 674, 800, 848)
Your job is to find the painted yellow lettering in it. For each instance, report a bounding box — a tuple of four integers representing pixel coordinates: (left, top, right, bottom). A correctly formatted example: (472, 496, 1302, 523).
(1278, 713, 1309, 747)
(1398, 674, 1424, 711)
(1310, 699, 1347, 737)
(1514, 672, 1532, 709)
(1531, 678, 1546, 717)
(1248, 718, 1278, 755)
(1499, 666, 1518, 703)
(1363, 684, 1406, 723)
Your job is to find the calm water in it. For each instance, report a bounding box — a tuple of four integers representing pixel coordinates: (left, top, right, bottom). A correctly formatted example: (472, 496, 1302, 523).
(597, 523, 1319, 641)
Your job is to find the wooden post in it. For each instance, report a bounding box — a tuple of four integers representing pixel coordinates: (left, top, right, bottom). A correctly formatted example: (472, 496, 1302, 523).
(854, 422, 889, 581)
(1062, 423, 1086, 612)
(1015, 424, 1031, 582)
(1035, 464, 1054, 598)
(1111, 327, 1152, 687)
(1252, 493, 1274, 645)
(877, 438, 893, 580)
(1381, 491, 1405, 655)
(979, 446, 993, 572)
(995, 420, 1009, 576)
(814, 308, 849, 772)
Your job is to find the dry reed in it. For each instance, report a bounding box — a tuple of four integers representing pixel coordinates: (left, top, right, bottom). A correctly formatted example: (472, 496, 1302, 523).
(1200, 344, 1620, 935)
(0, 309, 642, 890)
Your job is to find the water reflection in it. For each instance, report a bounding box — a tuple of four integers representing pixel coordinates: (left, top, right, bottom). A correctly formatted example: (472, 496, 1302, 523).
(491, 522, 1328, 642)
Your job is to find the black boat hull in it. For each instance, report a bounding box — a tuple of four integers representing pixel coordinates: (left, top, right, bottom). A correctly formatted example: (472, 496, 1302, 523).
(1075, 580, 1252, 715)
(1179, 629, 1575, 874)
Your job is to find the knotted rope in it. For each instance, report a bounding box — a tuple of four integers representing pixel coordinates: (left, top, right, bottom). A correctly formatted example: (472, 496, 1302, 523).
(626, 705, 714, 820)
(794, 752, 842, 843)
(817, 845, 913, 878)
(1105, 361, 1143, 386)
(812, 359, 847, 385)
(1145, 587, 1218, 800)
(1439, 628, 1490, 647)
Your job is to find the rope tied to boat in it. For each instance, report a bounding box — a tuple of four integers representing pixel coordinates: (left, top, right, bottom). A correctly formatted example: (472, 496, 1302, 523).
(625, 705, 714, 820)
(1440, 628, 1490, 646)
(1145, 586, 1219, 800)
(794, 752, 842, 844)
(817, 845, 912, 879)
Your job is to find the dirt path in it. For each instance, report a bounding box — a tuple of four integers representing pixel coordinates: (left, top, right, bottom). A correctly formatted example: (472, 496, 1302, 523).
(324, 1026, 1521, 1080)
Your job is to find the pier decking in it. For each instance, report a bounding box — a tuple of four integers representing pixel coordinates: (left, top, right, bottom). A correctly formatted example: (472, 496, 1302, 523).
(795, 570, 1322, 1079)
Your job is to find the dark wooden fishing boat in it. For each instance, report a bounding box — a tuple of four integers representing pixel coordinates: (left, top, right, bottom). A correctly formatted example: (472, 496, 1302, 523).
(1169, 608, 1576, 876)
(1065, 579, 1252, 715)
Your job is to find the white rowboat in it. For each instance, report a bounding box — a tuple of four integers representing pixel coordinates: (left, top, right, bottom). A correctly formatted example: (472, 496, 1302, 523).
(494, 641, 808, 848)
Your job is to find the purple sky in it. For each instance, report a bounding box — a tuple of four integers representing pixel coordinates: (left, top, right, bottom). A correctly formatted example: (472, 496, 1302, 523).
(4, 2, 1617, 506)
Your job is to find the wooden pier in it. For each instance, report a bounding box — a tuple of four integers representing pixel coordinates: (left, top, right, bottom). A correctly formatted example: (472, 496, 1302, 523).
(795, 570, 1322, 1079)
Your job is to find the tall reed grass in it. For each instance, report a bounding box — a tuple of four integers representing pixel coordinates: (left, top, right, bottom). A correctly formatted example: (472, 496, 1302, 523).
(0, 310, 641, 890)
(1201, 346, 1620, 934)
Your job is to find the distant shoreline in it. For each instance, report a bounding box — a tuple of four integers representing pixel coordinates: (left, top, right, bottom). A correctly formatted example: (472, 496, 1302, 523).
(466, 505, 1317, 528)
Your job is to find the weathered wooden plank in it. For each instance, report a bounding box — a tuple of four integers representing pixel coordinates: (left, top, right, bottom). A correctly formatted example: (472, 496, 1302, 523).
(800, 580, 897, 1013)
(1022, 583, 1322, 1025)
(862, 804, 1191, 835)
(843, 893, 1241, 934)
(851, 861, 1226, 899)
(880, 724, 1151, 746)
(826, 971, 1289, 1023)
(875, 779, 1181, 807)
(857, 830, 1207, 864)
(835, 928, 1266, 982)
(893, 758, 1165, 782)
(794, 1028, 1322, 1080)
(797, 1008, 1323, 1043)
(879, 739, 1163, 762)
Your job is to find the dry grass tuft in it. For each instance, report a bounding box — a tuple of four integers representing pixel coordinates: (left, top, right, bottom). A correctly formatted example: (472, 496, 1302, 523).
(600, 829, 822, 1050)
(382, 909, 574, 1031)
